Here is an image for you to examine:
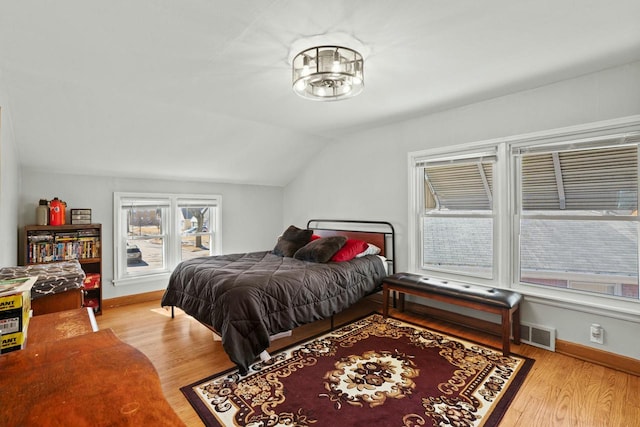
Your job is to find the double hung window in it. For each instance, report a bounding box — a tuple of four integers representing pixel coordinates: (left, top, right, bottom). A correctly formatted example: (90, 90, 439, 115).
(178, 199, 218, 262)
(118, 196, 170, 276)
(515, 142, 639, 298)
(410, 119, 640, 304)
(417, 149, 497, 282)
(114, 193, 221, 285)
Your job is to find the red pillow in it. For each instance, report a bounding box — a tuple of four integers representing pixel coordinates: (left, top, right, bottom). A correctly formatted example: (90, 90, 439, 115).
(311, 234, 322, 240)
(331, 239, 369, 262)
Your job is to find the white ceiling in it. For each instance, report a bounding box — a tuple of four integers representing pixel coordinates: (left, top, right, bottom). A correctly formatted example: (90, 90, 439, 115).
(1, 1, 639, 186)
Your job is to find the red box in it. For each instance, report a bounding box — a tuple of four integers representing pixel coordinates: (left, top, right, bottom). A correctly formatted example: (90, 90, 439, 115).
(83, 273, 100, 289)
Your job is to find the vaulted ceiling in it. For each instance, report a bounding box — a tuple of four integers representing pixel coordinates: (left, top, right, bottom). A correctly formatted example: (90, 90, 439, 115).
(1, 1, 639, 186)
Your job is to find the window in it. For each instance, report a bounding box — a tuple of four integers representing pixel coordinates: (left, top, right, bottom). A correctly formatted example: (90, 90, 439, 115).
(409, 117, 640, 305)
(178, 199, 218, 262)
(114, 193, 221, 285)
(118, 196, 170, 276)
(418, 151, 497, 281)
(515, 144, 639, 299)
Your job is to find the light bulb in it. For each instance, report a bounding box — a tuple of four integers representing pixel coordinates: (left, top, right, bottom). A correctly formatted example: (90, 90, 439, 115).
(331, 50, 341, 73)
(295, 79, 306, 91)
(301, 55, 310, 76)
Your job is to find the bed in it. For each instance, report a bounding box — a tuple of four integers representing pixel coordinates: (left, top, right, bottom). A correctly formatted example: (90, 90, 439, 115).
(161, 219, 395, 374)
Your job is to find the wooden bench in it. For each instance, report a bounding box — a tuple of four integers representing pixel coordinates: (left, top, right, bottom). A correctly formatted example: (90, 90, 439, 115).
(382, 272, 522, 355)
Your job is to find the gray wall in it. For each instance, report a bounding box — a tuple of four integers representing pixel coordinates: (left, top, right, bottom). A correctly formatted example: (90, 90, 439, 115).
(0, 84, 20, 267)
(283, 61, 640, 359)
(19, 171, 284, 299)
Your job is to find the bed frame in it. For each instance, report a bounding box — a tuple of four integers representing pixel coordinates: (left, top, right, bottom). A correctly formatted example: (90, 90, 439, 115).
(306, 219, 395, 275)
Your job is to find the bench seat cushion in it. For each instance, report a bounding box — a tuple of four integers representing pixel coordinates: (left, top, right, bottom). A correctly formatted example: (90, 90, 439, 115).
(384, 273, 522, 309)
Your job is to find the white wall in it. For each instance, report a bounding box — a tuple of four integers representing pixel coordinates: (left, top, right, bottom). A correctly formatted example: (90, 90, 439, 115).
(283, 61, 640, 359)
(20, 171, 284, 299)
(0, 75, 21, 267)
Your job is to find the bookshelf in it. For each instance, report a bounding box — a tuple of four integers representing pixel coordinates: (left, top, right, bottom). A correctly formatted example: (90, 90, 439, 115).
(22, 224, 102, 315)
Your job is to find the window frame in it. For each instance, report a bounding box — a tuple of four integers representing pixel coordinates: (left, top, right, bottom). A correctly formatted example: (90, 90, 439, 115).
(176, 197, 220, 263)
(511, 135, 640, 301)
(416, 148, 500, 284)
(113, 192, 222, 286)
(409, 116, 640, 317)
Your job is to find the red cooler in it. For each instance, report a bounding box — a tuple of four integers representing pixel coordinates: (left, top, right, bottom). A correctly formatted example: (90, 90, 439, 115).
(49, 198, 64, 226)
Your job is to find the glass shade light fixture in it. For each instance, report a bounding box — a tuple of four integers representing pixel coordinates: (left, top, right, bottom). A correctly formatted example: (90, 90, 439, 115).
(292, 45, 364, 101)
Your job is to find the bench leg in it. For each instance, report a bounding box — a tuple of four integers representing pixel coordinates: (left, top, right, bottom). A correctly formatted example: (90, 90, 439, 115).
(500, 304, 521, 356)
(501, 309, 511, 356)
(382, 284, 390, 317)
(512, 304, 521, 344)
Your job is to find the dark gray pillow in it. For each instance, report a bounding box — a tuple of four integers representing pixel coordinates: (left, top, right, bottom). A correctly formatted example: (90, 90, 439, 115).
(293, 236, 347, 263)
(272, 225, 313, 257)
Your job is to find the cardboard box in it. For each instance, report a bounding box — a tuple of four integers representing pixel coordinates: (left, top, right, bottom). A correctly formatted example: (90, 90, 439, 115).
(1, 331, 27, 354)
(0, 309, 24, 334)
(0, 292, 29, 312)
(0, 277, 35, 354)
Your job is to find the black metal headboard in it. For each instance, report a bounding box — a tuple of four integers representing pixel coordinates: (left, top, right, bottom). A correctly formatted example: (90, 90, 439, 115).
(306, 219, 395, 275)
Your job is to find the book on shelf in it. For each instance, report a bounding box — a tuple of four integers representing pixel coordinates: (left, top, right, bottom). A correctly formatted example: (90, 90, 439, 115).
(27, 236, 101, 263)
(77, 228, 100, 237)
(27, 233, 54, 243)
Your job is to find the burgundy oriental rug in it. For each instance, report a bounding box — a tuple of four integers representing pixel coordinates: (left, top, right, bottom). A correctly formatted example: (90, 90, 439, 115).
(181, 313, 533, 427)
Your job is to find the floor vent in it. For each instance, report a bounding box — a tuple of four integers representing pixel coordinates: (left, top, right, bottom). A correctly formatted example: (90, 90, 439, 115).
(520, 322, 556, 352)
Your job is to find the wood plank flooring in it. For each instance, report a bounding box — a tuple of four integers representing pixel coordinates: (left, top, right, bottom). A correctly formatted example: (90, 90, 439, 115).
(97, 297, 640, 426)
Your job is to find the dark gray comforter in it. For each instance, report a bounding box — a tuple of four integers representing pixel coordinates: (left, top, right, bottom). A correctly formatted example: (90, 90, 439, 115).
(161, 251, 386, 374)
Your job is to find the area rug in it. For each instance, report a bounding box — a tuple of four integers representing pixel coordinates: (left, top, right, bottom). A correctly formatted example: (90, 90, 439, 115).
(181, 313, 534, 427)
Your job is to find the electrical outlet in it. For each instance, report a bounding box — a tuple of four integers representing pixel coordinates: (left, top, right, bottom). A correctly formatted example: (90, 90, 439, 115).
(590, 323, 604, 344)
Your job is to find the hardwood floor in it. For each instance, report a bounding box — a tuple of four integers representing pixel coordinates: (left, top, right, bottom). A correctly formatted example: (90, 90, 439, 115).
(97, 298, 640, 426)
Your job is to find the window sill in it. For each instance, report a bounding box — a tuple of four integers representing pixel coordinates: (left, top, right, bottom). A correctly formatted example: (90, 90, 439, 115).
(112, 272, 171, 287)
(407, 269, 640, 323)
(512, 282, 640, 324)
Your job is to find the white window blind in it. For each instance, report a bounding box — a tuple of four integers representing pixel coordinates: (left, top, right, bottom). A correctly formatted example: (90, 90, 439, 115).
(520, 145, 638, 211)
(177, 198, 219, 208)
(120, 197, 171, 208)
(422, 156, 495, 211)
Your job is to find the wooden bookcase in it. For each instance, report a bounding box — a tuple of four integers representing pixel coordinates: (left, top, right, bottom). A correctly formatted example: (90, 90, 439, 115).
(22, 224, 102, 315)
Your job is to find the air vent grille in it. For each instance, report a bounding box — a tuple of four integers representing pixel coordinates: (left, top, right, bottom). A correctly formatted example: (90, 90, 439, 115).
(520, 321, 556, 351)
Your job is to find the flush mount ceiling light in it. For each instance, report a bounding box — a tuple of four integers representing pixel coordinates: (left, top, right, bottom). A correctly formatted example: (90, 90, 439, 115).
(292, 45, 364, 101)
